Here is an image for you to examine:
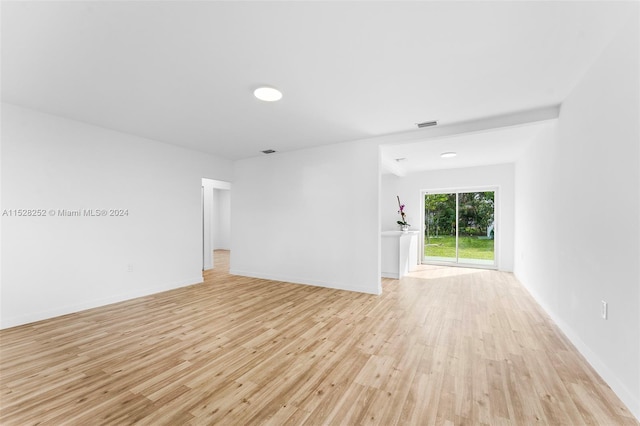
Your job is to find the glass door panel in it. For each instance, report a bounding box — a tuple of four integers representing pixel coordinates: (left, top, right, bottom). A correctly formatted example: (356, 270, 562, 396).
(424, 193, 457, 263)
(457, 191, 495, 266)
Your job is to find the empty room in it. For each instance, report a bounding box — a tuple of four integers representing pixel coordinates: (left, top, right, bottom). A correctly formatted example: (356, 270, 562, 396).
(1, 1, 639, 424)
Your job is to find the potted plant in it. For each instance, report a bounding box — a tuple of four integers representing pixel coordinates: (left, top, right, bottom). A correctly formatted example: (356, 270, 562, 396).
(396, 196, 409, 232)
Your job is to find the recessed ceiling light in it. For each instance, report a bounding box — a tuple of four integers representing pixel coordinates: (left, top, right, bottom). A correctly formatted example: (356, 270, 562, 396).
(440, 152, 457, 158)
(254, 87, 282, 102)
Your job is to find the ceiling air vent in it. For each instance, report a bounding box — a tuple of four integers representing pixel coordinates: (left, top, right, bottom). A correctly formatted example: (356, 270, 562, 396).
(261, 149, 277, 154)
(417, 120, 438, 128)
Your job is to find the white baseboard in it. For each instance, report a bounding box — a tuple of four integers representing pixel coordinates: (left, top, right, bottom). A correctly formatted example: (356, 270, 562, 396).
(229, 269, 381, 295)
(381, 271, 400, 279)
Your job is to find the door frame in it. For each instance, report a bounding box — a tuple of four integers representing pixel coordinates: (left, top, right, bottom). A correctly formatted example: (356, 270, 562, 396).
(420, 186, 499, 269)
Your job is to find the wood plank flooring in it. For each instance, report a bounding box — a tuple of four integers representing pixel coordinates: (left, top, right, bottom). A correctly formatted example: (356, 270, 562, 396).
(1, 250, 637, 425)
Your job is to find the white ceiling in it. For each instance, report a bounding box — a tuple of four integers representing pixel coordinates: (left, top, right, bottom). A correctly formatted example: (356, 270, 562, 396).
(0, 1, 632, 162)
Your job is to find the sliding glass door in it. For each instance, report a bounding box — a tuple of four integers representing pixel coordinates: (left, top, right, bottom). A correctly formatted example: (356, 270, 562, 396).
(424, 193, 457, 263)
(424, 190, 495, 267)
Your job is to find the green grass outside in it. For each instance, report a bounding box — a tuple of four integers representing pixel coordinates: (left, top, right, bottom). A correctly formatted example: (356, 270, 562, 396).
(425, 235, 494, 260)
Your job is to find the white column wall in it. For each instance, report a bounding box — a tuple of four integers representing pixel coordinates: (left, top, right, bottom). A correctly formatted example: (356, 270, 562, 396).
(230, 141, 381, 294)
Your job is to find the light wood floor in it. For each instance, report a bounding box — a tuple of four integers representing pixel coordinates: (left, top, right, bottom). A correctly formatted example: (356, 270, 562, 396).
(1, 250, 637, 425)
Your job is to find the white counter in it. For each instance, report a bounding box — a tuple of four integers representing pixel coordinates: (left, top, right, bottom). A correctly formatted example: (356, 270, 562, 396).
(381, 231, 420, 279)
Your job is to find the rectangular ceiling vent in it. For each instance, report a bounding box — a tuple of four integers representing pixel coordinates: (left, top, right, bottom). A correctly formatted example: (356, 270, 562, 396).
(261, 149, 277, 154)
(417, 120, 438, 128)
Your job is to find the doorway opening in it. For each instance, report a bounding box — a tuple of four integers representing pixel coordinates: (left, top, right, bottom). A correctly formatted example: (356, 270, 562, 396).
(423, 188, 497, 268)
(202, 178, 231, 271)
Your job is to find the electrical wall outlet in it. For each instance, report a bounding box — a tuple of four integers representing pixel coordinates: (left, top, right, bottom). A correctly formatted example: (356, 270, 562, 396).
(126, 263, 134, 273)
(601, 300, 608, 320)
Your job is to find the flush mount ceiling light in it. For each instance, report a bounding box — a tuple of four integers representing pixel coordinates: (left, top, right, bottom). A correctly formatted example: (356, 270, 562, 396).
(261, 149, 277, 154)
(440, 152, 457, 158)
(254, 87, 282, 102)
(395, 157, 407, 162)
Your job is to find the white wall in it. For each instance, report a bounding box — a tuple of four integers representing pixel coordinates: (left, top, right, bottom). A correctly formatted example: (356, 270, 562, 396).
(202, 182, 214, 270)
(213, 189, 231, 250)
(514, 13, 640, 419)
(382, 163, 516, 271)
(1, 104, 233, 328)
(230, 141, 381, 294)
